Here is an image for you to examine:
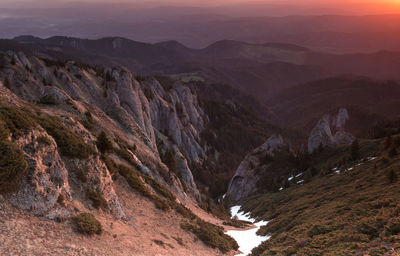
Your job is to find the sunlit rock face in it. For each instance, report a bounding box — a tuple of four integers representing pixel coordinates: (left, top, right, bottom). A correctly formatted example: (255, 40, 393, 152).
(2, 50, 206, 216)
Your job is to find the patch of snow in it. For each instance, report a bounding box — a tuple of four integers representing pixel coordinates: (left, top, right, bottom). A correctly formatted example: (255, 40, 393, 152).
(279, 187, 283, 191)
(230, 205, 255, 223)
(335, 170, 340, 174)
(348, 167, 353, 171)
(295, 173, 303, 178)
(288, 176, 294, 181)
(227, 206, 270, 256)
(297, 180, 304, 184)
(222, 193, 226, 199)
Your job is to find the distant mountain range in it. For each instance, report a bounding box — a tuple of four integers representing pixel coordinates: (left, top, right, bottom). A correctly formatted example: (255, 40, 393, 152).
(4, 36, 400, 103)
(1, 6, 400, 52)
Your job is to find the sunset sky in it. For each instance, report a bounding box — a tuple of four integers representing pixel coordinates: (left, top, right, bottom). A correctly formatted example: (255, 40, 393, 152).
(1, 0, 400, 15)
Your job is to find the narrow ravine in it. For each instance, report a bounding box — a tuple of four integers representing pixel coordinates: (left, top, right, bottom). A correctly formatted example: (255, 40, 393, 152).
(226, 206, 270, 256)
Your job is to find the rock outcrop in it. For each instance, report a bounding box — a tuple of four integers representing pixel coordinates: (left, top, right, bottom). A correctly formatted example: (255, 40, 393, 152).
(226, 134, 285, 201)
(308, 108, 354, 153)
(10, 129, 72, 217)
(0, 50, 206, 220)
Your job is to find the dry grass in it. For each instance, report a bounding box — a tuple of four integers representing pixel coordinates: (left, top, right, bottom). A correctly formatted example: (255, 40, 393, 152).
(243, 138, 400, 256)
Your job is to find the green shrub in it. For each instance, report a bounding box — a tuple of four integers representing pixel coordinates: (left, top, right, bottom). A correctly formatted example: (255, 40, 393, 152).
(39, 95, 57, 105)
(143, 175, 176, 201)
(118, 164, 150, 197)
(173, 202, 196, 220)
(161, 150, 177, 174)
(388, 147, 397, 158)
(96, 131, 113, 154)
(102, 155, 119, 179)
(172, 236, 184, 246)
(77, 169, 88, 183)
(37, 135, 52, 146)
(369, 247, 388, 256)
(72, 213, 102, 235)
(223, 218, 251, 228)
(152, 196, 170, 211)
(154, 75, 175, 91)
(153, 239, 166, 248)
(387, 169, 398, 184)
(118, 164, 173, 211)
(0, 119, 9, 140)
(57, 194, 65, 205)
(0, 141, 28, 193)
(3, 77, 11, 89)
(351, 139, 360, 160)
(88, 189, 107, 209)
(115, 147, 140, 169)
(385, 218, 400, 236)
(81, 111, 95, 131)
(35, 115, 93, 158)
(0, 105, 36, 136)
(307, 225, 331, 237)
(180, 219, 239, 253)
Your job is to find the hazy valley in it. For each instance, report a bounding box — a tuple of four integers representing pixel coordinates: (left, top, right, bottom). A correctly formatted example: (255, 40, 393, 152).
(1, 1, 400, 256)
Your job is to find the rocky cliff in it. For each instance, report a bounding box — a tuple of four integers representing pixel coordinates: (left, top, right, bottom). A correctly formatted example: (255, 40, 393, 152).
(308, 108, 354, 153)
(226, 134, 286, 201)
(0, 50, 205, 218)
(226, 108, 355, 202)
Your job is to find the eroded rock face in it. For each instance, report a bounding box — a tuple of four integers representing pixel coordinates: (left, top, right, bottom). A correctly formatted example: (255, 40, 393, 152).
(333, 108, 349, 131)
(308, 108, 354, 153)
(2, 51, 203, 213)
(156, 131, 201, 201)
(10, 129, 72, 217)
(226, 134, 285, 202)
(68, 156, 126, 220)
(308, 119, 334, 154)
(333, 131, 355, 145)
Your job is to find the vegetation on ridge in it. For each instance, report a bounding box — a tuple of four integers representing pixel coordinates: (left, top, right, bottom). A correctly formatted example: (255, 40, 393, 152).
(72, 213, 103, 235)
(241, 135, 400, 256)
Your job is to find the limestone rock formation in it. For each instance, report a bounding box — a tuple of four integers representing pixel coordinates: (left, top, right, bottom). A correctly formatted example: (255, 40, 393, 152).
(10, 129, 72, 217)
(1, 50, 206, 219)
(226, 134, 285, 201)
(8, 51, 203, 188)
(308, 108, 354, 153)
(307, 119, 335, 154)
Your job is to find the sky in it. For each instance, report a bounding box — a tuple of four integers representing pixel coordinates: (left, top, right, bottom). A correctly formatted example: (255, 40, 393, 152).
(1, 0, 400, 15)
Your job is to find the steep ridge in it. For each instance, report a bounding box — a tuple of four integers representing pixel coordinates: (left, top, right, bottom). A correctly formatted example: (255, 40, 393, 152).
(10, 36, 400, 102)
(226, 108, 355, 202)
(225, 106, 400, 255)
(0, 49, 246, 255)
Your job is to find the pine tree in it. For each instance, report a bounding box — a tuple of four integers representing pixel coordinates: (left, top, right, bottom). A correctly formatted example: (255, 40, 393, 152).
(162, 150, 177, 174)
(10, 56, 16, 65)
(351, 139, 360, 161)
(385, 135, 393, 150)
(105, 71, 112, 82)
(3, 77, 10, 89)
(96, 131, 113, 154)
(387, 169, 398, 184)
(389, 147, 397, 158)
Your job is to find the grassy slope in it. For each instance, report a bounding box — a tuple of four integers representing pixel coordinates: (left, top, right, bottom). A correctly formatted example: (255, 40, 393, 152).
(241, 138, 400, 256)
